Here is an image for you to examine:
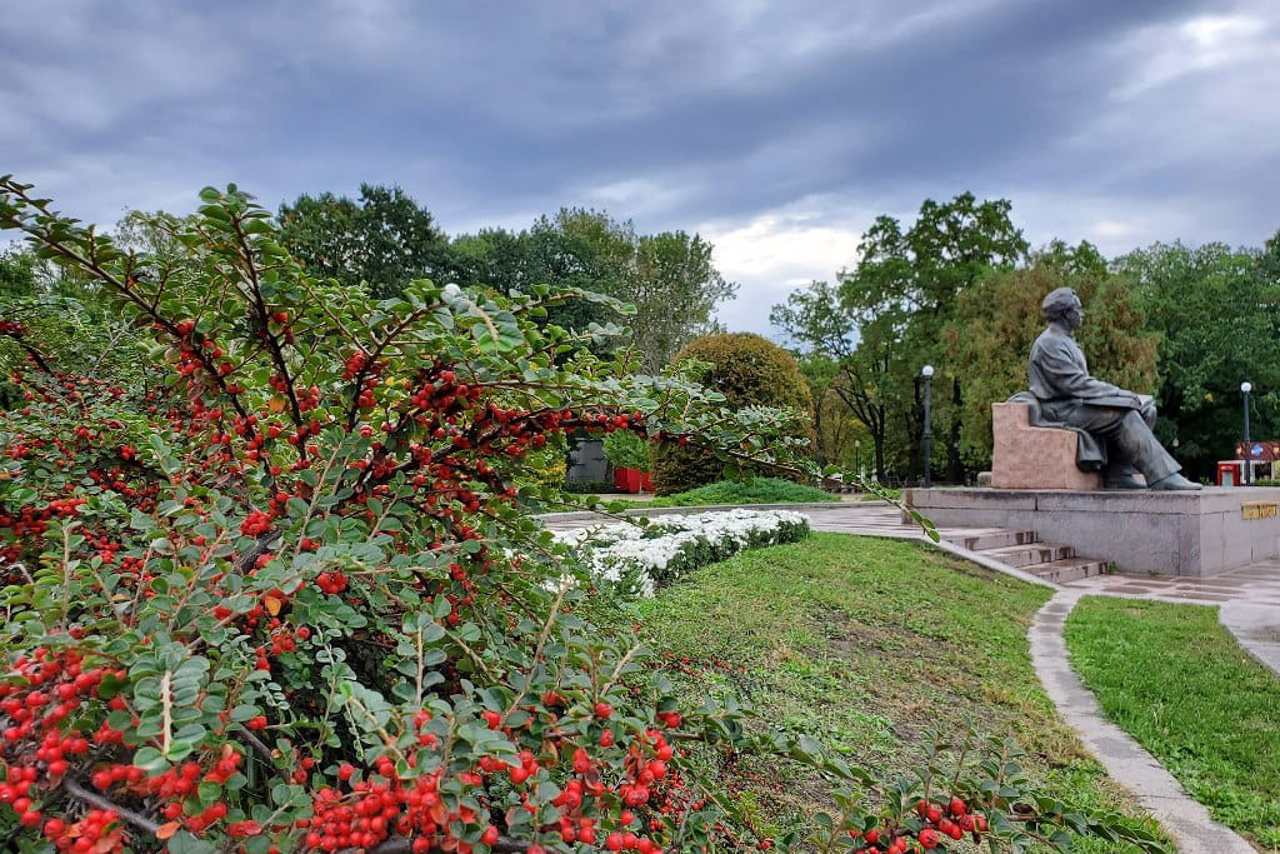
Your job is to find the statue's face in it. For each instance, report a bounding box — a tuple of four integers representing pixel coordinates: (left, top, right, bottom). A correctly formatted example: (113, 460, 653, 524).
(1063, 299, 1084, 330)
(1043, 288, 1085, 330)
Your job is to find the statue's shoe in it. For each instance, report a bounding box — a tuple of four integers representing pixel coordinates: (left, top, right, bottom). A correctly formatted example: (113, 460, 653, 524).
(1104, 474, 1146, 490)
(1149, 473, 1202, 491)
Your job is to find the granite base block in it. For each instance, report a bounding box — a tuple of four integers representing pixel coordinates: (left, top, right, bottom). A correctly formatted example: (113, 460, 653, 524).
(990, 402, 1102, 490)
(904, 487, 1280, 577)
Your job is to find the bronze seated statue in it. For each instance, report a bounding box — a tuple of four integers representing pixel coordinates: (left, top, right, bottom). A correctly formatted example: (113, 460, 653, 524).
(1009, 287, 1199, 491)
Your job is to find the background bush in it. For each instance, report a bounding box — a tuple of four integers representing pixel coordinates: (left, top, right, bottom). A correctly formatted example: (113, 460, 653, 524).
(653, 332, 813, 494)
(650, 476, 832, 507)
(514, 435, 569, 491)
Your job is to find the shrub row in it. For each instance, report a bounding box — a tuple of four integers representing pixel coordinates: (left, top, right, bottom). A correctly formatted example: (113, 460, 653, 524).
(649, 476, 832, 507)
(557, 509, 810, 596)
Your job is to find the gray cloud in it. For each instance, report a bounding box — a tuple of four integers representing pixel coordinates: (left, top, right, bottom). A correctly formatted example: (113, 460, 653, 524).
(3, 0, 1277, 333)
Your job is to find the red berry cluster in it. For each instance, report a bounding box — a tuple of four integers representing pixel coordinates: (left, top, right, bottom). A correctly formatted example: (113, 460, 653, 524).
(0, 650, 136, 852)
(852, 797, 988, 852)
(344, 351, 383, 410)
(315, 571, 348, 595)
(43, 807, 126, 853)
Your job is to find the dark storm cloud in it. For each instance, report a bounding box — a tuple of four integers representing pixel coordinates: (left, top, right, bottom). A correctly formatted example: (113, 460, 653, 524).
(3, 0, 1278, 331)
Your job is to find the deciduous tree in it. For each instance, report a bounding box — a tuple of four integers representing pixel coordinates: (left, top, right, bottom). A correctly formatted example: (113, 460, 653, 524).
(1116, 240, 1280, 477)
(625, 231, 735, 372)
(774, 193, 1027, 481)
(451, 211, 736, 371)
(279, 183, 450, 297)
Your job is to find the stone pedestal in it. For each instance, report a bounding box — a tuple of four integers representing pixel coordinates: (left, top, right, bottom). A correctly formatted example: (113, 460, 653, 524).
(905, 487, 1280, 577)
(991, 402, 1101, 490)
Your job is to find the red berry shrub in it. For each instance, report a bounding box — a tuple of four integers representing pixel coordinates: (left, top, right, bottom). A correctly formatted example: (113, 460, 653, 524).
(0, 179, 1165, 854)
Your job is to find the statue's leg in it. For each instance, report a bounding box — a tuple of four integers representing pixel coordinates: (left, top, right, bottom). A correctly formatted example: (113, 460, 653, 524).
(1057, 405, 1179, 486)
(1103, 459, 1144, 489)
(1104, 406, 1151, 487)
(1109, 410, 1179, 484)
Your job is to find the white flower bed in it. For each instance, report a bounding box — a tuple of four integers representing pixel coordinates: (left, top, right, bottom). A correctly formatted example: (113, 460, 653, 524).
(556, 508, 810, 597)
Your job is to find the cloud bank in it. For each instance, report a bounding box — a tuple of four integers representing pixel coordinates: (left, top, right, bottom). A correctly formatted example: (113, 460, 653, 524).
(3, 0, 1277, 333)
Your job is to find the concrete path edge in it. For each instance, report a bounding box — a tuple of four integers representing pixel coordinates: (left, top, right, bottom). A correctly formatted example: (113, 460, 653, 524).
(1218, 603, 1280, 678)
(1029, 590, 1255, 854)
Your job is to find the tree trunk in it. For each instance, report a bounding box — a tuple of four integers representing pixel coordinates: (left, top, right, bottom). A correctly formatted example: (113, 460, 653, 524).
(812, 391, 828, 467)
(911, 378, 924, 482)
(947, 377, 964, 483)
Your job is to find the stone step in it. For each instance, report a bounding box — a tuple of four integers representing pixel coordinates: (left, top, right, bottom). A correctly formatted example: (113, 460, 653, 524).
(980, 542, 1076, 568)
(941, 529, 1039, 551)
(1024, 556, 1110, 585)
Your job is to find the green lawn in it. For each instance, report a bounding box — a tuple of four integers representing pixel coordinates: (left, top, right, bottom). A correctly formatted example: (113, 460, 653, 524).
(629, 532, 1164, 852)
(597, 476, 836, 509)
(1065, 596, 1280, 848)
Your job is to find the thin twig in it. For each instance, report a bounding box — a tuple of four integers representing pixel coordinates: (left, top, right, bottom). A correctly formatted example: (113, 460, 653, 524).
(239, 728, 276, 765)
(64, 778, 160, 835)
(503, 583, 567, 718)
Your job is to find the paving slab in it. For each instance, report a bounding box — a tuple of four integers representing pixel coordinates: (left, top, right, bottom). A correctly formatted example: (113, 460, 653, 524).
(1219, 602, 1280, 677)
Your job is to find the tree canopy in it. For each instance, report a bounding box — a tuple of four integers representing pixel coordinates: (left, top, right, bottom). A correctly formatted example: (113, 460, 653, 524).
(1115, 240, 1280, 476)
(450, 209, 734, 372)
(278, 183, 451, 298)
(945, 241, 1158, 464)
(773, 193, 1028, 481)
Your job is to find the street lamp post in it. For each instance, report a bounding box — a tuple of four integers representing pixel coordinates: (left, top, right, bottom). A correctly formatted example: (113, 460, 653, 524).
(921, 365, 935, 488)
(1242, 381, 1253, 484)
(854, 440, 861, 479)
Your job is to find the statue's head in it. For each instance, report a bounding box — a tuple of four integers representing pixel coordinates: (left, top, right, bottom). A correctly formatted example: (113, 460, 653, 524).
(1042, 287, 1084, 331)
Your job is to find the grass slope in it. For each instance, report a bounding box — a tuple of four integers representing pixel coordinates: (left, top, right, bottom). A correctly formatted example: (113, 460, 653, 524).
(1065, 596, 1280, 848)
(602, 476, 834, 508)
(632, 533, 1162, 851)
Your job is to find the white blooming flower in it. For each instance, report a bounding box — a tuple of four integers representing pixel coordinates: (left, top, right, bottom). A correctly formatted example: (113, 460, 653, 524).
(554, 509, 809, 598)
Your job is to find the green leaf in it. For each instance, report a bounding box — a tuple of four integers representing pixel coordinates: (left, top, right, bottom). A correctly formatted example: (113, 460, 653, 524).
(132, 745, 169, 774)
(167, 831, 220, 854)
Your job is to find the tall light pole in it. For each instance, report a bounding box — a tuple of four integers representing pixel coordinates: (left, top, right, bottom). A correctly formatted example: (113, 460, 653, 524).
(921, 365, 935, 488)
(1242, 381, 1253, 484)
(854, 439, 861, 479)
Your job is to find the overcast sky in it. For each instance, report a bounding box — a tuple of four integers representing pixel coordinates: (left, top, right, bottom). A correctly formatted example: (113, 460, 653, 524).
(3, 0, 1278, 333)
